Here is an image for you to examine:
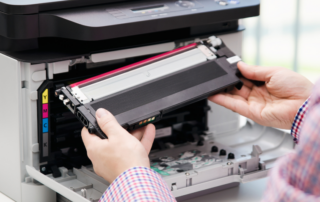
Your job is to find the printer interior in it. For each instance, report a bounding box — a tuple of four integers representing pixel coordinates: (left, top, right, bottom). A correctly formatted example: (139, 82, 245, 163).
(40, 58, 210, 176)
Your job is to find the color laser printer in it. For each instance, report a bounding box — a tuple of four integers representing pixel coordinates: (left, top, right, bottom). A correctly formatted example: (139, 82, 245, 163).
(0, 0, 295, 202)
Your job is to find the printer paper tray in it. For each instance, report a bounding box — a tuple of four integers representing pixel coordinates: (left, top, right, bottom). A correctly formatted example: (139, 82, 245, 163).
(26, 122, 294, 202)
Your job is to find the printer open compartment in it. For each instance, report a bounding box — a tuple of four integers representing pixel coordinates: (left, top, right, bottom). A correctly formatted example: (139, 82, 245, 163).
(22, 34, 294, 202)
(27, 105, 293, 202)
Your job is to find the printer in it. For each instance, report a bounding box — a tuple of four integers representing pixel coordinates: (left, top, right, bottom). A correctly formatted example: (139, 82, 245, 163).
(0, 0, 295, 201)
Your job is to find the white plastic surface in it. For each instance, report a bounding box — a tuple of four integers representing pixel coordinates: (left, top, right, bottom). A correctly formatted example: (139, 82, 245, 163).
(0, 193, 14, 202)
(21, 182, 56, 202)
(26, 166, 90, 202)
(184, 178, 268, 202)
(91, 42, 175, 63)
(31, 70, 46, 82)
(0, 53, 23, 202)
(49, 60, 70, 74)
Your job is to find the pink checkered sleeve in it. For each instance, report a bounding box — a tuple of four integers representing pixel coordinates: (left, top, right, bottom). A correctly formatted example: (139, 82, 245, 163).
(99, 167, 176, 202)
(262, 81, 320, 201)
(291, 98, 309, 143)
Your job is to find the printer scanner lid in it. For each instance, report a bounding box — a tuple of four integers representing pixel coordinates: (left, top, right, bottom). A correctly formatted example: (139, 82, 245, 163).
(0, 0, 125, 14)
(0, 0, 259, 62)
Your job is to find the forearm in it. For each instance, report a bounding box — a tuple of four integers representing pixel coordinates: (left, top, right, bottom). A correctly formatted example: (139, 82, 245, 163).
(100, 167, 176, 202)
(262, 82, 320, 201)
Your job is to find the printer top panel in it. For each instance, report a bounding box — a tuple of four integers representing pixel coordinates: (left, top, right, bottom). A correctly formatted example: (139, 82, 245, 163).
(0, 0, 125, 14)
(38, 0, 259, 41)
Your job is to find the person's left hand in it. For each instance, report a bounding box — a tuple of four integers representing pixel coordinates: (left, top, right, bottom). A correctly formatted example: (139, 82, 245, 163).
(81, 108, 156, 183)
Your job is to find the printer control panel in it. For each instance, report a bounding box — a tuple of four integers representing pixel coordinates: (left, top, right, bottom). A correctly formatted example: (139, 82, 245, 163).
(102, 0, 245, 20)
(106, 0, 203, 19)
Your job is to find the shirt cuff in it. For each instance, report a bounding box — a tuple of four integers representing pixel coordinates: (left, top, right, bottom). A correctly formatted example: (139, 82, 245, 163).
(99, 167, 176, 202)
(291, 98, 310, 143)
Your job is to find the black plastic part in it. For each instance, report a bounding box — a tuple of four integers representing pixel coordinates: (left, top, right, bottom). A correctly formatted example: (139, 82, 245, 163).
(228, 153, 235, 159)
(90, 61, 227, 116)
(0, 0, 129, 14)
(0, 0, 259, 52)
(51, 165, 62, 178)
(87, 60, 240, 138)
(88, 126, 96, 134)
(219, 149, 227, 156)
(211, 146, 219, 153)
(0, 26, 243, 63)
(0, 12, 39, 39)
(37, 2, 259, 42)
(236, 70, 265, 87)
(197, 140, 204, 146)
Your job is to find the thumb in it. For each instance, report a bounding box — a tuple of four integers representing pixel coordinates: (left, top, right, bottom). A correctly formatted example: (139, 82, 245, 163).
(96, 108, 127, 139)
(238, 61, 278, 82)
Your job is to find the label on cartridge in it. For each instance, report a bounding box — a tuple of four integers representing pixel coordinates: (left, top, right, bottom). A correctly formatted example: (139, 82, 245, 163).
(155, 127, 172, 139)
(43, 118, 48, 133)
(42, 89, 48, 104)
(42, 104, 48, 118)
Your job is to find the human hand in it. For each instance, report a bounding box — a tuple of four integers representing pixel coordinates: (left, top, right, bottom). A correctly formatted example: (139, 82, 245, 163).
(209, 62, 313, 129)
(81, 108, 155, 183)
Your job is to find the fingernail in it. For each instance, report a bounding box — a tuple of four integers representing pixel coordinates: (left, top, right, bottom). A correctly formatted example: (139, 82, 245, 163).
(96, 108, 108, 118)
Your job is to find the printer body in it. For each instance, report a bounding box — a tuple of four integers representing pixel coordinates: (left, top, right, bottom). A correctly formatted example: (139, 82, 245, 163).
(0, 0, 295, 201)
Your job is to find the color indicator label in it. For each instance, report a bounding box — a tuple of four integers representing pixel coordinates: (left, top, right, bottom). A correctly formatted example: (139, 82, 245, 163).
(43, 118, 48, 133)
(42, 133, 48, 157)
(42, 89, 48, 104)
(42, 104, 48, 118)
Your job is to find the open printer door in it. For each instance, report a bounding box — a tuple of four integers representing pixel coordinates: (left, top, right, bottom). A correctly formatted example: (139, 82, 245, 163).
(26, 120, 293, 202)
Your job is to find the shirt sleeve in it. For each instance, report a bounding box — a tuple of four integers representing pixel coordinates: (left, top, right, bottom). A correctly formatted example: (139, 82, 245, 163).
(291, 98, 310, 143)
(262, 81, 320, 202)
(99, 167, 176, 202)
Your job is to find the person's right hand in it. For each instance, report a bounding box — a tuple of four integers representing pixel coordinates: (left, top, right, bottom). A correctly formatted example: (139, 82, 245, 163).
(81, 109, 155, 183)
(209, 62, 313, 129)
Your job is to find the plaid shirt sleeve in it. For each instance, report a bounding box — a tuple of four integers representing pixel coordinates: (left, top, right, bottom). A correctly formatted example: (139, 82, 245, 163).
(99, 167, 176, 202)
(291, 98, 310, 143)
(262, 81, 320, 202)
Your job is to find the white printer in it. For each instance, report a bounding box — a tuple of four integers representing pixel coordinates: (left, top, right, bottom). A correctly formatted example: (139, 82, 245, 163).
(0, 0, 294, 201)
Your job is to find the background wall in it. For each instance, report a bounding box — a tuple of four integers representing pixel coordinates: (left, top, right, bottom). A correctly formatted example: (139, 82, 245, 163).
(241, 0, 320, 83)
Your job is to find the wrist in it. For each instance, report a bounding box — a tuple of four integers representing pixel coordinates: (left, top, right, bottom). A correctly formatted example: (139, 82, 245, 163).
(291, 98, 310, 143)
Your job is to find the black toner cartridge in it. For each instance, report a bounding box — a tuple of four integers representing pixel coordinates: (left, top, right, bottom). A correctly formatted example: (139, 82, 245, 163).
(55, 36, 244, 139)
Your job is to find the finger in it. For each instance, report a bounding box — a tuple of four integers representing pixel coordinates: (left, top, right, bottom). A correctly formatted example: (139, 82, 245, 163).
(240, 78, 254, 89)
(81, 127, 103, 149)
(131, 126, 147, 141)
(96, 108, 127, 139)
(230, 84, 252, 100)
(208, 93, 251, 117)
(140, 124, 156, 154)
(238, 61, 279, 82)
